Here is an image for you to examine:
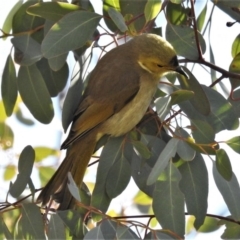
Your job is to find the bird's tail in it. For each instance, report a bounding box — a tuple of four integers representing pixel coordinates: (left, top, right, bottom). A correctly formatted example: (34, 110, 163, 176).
(37, 131, 97, 210)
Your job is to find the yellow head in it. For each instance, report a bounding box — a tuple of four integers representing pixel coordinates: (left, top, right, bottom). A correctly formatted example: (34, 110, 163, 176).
(129, 34, 183, 77)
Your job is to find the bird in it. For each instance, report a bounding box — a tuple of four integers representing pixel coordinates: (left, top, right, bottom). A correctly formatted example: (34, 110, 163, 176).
(37, 33, 186, 210)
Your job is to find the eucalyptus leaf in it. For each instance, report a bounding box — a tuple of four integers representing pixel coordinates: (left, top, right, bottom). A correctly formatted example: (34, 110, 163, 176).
(144, 0, 162, 23)
(108, 7, 128, 32)
(226, 136, 240, 154)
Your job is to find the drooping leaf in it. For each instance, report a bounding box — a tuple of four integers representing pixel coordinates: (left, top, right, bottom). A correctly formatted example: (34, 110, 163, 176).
(213, 162, 240, 221)
(48, 53, 68, 72)
(166, 24, 206, 60)
(9, 145, 35, 198)
(229, 52, 240, 90)
(42, 11, 101, 59)
(48, 214, 66, 240)
(178, 67, 210, 116)
(196, 2, 207, 32)
(144, 0, 162, 23)
(153, 162, 185, 237)
(216, 149, 232, 181)
(108, 7, 128, 32)
(18, 64, 54, 124)
(36, 58, 69, 97)
(166, 1, 187, 25)
(179, 153, 208, 229)
(231, 34, 240, 57)
(226, 136, 240, 154)
(27, 2, 81, 22)
(11, 35, 42, 65)
(67, 172, 81, 202)
(1, 54, 17, 116)
(147, 138, 179, 185)
(0, 121, 14, 150)
(21, 203, 45, 240)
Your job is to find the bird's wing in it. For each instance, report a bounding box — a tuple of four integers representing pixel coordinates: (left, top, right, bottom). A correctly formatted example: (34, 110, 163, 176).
(61, 70, 140, 149)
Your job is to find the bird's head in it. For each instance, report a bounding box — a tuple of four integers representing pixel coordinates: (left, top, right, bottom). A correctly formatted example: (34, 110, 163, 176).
(131, 34, 186, 78)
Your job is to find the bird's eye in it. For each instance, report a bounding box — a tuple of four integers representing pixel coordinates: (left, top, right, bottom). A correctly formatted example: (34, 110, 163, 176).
(157, 64, 163, 68)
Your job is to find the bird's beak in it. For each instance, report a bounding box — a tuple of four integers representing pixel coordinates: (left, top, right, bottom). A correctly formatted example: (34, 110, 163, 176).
(175, 66, 188, 78)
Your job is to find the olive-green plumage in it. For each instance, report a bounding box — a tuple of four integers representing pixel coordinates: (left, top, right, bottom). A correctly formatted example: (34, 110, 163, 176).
(37, 34, 184, 210)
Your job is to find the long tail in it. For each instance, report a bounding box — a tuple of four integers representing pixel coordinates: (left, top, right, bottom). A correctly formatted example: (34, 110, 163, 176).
(37, 131, 97, 210)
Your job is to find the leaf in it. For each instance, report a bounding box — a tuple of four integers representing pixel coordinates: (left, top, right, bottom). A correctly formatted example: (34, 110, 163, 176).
(221, 221, 240, 239)
(191, 119, 215, 144)
(133, 190, 152, 205)
(106, 154, 131, 199)
(178, 67, 210, 116)
(21, 203, 45, 240)
(42, 11, 101, 59)
(9, 145, 35, 198)
(0, 122, 14, 150)
(3, 165, 16, 181)
(145, 231, 175, 239)
(152, 162, 185, 237)
(213, 162, 240, 221)
(15, 108, 35, 126)
(228, 89, 240, 118)
(48, 53, 68, 72)
(100, 219, 117, 239)
(197, 216, 220, 233)
(67, 172, 81, 202)
(179, 85, 239, 133)
(226, 136, 240, 154)
(166, 1, 187, 25)
(216, 149, 232, 181)
(170, 89, 194, 106)
(34, 146, 58, 162)
(116, 225, 140, 239)
(11, 35, 42, 66)
(84, 226, 104, 239)
(38, 166, 55, 186)
(27, 2, 81, 22)
(196, 2, 207, 32)
(231, 34, 240, 57)
(179, 153, 208, 229)
(36, 58, 69, 97)
(131, 140, 152, 159)
(175, 128, 196, 161)
(1, 54, 17, 116)
(18, 64, 54, 124)
(229, 53, 240, 90)
(166, 24, 206, 60)
(144, 0, 162, 23)
(48, 214, 66, 240)
(108, 7, 128, 32)
(147, 138, 179, 185)
(154, 96, 171, 120)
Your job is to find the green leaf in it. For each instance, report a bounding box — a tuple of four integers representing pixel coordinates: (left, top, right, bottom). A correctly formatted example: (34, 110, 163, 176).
(48, 214, 66, 240)
(42, 11, 101, 59)
(196, 3, 207, 32)
(154, 96, 171, 120)
(191, 119, 215, 144)
(36, 58, 69, 97)
(178, 67, 210, 116)
(21, 203, 45, 240)
(179, 153, 208, 229)
(228, 89, 240, 118)
(11, 35, 42, 66)
(84, 226, 104, 239)
(38, 166, 55, 186)
(18, 64, 54, 124)
(231, 34, 240, 57)
(100, 219, 117, 239)
(2, 0, 23, 35)
(145, 231, 175, 239)
(3, 165, 16, 181)
(34, 146, 58, 162)
(27, 2, 81, 22)
(106, 153, 131, 199)
(153, 162, 185, 237)
(144, 0, 162, 23)
(221, 221, 240, 239)
(226, 136, 240, 154)
(216, 149, 232, 181)
(108, 7, 128, 32)
(0, 217, 13, 239)
(213, 162, 240, 221)
(166, 1, 187, 25)
(131, 140, 152, 159)
(15, 108, 35, 126)
(229, 52, 240, 90)
(48, 53, 68, 72)
(170, 89, 194, 106)
(166, 24, 206, 60)
(179, 85, 239, 133)
(0, 121, 14, 150)
(133, 190, 152, 205)
(67, 172, 81, 202)
(9, 145, 35, 198)
(209, 43, 217, 82)
(116, 225, 140, 239)
(197, 216, 220, 233)
(175, 128, 196, 161)
(1, 54, 17, 116)
(147, 138, 179, 185)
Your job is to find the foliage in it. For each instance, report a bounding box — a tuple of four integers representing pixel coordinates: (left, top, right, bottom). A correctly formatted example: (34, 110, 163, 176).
(1, 0, 240, 239)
